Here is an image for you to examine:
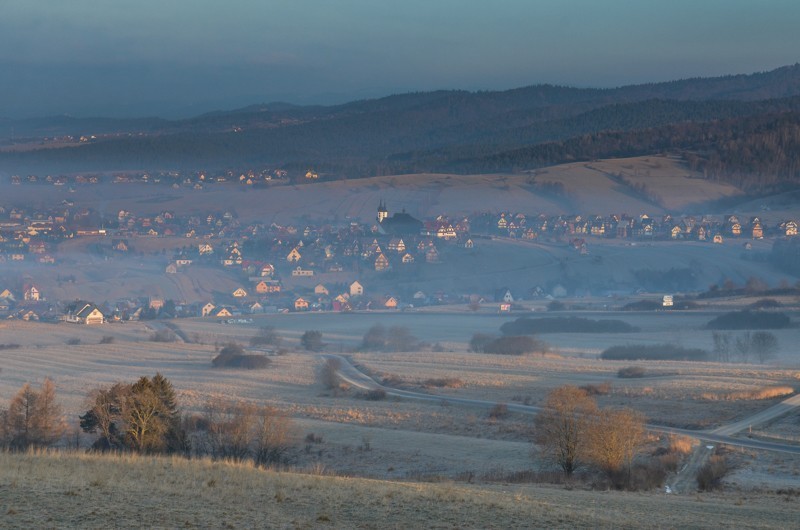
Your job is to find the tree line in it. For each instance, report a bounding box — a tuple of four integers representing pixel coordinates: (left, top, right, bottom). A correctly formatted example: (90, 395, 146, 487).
(1, 374, 293, 467)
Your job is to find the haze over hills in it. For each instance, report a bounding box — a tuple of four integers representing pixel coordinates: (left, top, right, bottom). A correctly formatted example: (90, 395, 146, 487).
(1, 64, 800, 194)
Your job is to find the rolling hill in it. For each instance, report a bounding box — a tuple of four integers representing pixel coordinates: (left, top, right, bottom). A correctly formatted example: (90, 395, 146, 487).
(2, 65, 800, 193)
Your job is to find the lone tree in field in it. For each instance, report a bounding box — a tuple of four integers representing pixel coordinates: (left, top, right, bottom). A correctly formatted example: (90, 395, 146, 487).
(360, 324, 418, 352)
(534, 386, 598, 476)
(250, 325, 282, 348)
(300, 330, 324, 351)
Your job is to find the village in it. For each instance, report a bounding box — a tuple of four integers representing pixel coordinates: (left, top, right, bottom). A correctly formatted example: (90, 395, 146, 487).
(0, 173, 798, 325)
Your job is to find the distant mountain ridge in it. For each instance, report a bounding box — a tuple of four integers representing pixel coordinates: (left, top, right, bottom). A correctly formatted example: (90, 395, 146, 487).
(2, 63, 800, 192)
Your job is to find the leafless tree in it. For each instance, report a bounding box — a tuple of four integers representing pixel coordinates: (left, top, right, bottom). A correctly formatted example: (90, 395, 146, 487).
(735, 331, 752, 363)
(587, 407, 646, 488)
(30, 378, 67, 447)
(534, 386, 598, 476)
(712, 331, 732, 362)
(202, 398, 256, 461)
(318, 357, 341, 390)
(253, 405, 292, 466)
(751, 331, 779, 364)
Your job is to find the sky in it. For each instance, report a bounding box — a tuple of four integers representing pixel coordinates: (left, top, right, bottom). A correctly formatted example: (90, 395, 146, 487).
(1, 0, 798, 118)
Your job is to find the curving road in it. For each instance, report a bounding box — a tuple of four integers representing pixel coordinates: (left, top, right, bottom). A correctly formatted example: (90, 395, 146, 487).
(322, 354, 800, 456)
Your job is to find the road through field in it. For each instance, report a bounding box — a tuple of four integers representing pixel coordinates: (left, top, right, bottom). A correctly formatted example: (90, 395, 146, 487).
(324, 354, 800, 457)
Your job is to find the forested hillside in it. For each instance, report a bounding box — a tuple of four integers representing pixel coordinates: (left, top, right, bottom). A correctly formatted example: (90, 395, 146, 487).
(2, 64, 800, 193)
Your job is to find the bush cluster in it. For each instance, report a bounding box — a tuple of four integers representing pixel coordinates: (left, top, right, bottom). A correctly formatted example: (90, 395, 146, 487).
(696, 455, 731, 491)
(212, 343, 271, 369)
(617, 366, 646, 378)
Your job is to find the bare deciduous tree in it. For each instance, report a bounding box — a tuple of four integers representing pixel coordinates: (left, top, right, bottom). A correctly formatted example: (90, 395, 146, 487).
(202, 398, 256, 461)
(735, 331, 752, 363)
(30, 378, 67, 447)
(253, 406, 292, 466)
(587, 407, 646, 488)
(712, 331, 732, 362)
(751, 331, 779, 364)
(534, 386, 598, 476)
(200, 398, 293, 465)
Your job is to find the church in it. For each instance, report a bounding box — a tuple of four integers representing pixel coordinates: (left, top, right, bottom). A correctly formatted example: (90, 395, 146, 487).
(376, 200, 423, 236)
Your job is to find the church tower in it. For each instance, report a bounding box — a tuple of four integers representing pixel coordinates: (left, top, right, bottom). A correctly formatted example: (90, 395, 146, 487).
(377, 200, 388, 223)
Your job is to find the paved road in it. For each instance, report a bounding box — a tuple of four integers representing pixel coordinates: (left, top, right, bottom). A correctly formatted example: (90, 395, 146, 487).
(323, 354, 800, 456)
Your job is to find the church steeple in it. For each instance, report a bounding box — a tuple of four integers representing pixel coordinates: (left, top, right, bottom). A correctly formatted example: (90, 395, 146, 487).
(377, 199, 388, 222)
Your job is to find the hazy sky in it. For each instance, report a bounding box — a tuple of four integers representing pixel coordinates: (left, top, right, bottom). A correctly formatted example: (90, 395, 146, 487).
(1, 0, 798, 118)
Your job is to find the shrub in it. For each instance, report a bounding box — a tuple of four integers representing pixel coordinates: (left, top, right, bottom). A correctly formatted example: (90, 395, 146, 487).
(362, 388, 387, 401)
(601, 344, 708, 361)
(580, 381, 612, 396)
(212, 343, 271, 369)
(300, 330, 324, 351)
(249, 326, 282, 347)
(305, 432, 324, 444)
(696, 455, 731, 491)
(667, 434, 695, 455)
(99, 336, 115, 344)
(488, 403, 509, 419)
(150, 329, 177, 342)
(66, 338, 81, 345)
(0, 343, 21, 350)
(626, 460, 669, 491)
(617, 366, 646, 378)
(318, 358, 341, 390)
(500, 316, 638, 335)
(469, 333, 495, 353)
(423, 377, 464, 388)
(705, 310, 791, 330)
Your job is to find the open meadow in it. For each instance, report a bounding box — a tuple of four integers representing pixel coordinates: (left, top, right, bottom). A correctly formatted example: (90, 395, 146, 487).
(2, 307, 800, 490)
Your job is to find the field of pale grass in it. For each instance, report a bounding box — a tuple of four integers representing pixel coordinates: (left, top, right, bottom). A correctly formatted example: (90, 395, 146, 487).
(2, 450, 800, 529)
(2, 312, 800, 486)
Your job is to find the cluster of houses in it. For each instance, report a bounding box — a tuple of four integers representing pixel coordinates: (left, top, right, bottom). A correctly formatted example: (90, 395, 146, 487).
(483, 212, 798, 243)
(9, 168, 290, 188)
(2, 196, 799, 323)
(0, 283, 105, 324)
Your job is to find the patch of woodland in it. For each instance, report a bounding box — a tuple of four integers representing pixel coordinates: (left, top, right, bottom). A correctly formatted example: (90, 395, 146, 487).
(501, 316, 638, 335)
(600, 344, 709, 361)
(705, 310, 791, 330)
(470, 333, 549, 355)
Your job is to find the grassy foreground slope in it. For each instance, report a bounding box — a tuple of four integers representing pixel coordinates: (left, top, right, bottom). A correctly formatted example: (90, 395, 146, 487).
(1, 452, 796, 529)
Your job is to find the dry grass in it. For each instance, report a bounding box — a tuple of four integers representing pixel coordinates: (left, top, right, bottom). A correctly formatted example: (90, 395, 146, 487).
(668, 434, 697, 456)
(700, 386, 795, 402)
(1, 450, 799, 529)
